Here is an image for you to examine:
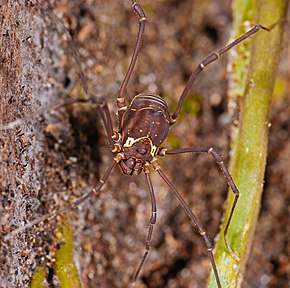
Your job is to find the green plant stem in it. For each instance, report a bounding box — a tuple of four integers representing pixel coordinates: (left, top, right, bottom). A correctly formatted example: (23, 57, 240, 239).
(54, 219, 82, 288)
(208, 0, 288, 287)
(30, 219, 82, 288)
(30, 266, 46, 288)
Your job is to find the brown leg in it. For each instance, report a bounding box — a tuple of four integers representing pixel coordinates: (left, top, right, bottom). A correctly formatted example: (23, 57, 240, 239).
(171, 25, 269, 122)
(151, 161, 222, 288)
(26, 3, 116, 147)
(117, 1, 147, 109)
(0, 96, 116, 151)
(4, 160, 116, 241)
(158, 146, 240, 261)
(133, 167, 157, 282)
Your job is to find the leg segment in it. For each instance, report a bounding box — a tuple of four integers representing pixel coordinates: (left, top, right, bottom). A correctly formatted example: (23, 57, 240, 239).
(133, 167, 157, 281)
(4, 160, 116, 241)
(152, 162, 221, 288)
(0, 96, 116, 151)
(118, 1, 146, 109)
(5, 3, 115, 145)
(89, 97, 115, 150)
(171, 25, 269, 122)
(158, 146, 240, 261)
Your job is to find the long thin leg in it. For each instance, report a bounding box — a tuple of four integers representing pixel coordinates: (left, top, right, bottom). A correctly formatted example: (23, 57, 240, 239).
(117, 1, 146, 109)
(0, 96, 115, 151)
(90, 97, 115, 150)
(151, 161, 221, 288)
(2, 2, 116, 148)
(171, 25, 270, 122)
(158, 146, 240, 261)
(4, 160, 116, 241)
(40, 0, 115, 144)
(3, 2, 117, 238)
(41, 0, 147, 111)
(133, 166, 157, 282)
(41, 2, 115, 144)
(0, 99, 72, 130)
(38, 0, 89, 95)
(58, 97, 115, 150)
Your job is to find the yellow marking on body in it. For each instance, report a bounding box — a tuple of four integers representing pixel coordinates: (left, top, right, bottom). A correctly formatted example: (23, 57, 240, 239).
(138, 107, 156, 112)
(124, 137, 136, 147)
(124, 136, 158, 157)
(151, 145, 157, 156)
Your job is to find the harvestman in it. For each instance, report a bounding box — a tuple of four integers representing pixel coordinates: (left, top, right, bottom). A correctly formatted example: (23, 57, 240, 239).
(1, 1, 271, 287)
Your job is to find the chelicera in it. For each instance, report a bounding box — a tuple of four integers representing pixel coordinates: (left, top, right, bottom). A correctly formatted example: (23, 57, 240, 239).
(3, 0, 270, 286)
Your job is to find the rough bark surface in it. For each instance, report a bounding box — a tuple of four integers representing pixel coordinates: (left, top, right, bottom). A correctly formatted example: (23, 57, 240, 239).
(0, 1, 66, 286)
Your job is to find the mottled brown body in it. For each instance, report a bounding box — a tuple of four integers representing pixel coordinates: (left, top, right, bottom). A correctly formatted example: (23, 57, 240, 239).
(118, 93, 170, 175)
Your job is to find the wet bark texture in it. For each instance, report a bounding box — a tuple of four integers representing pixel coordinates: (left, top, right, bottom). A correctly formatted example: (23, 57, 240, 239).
(0, 1, 289, 287)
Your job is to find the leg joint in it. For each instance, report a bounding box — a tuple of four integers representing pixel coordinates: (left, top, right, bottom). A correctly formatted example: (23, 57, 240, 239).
(132, 2, 146, 20)
(111, 143, 121, 153)
(169, 116, 177, 125)
(114, 153, 124, 163)
(151, 158, 161, 170)
(208, 147, 224, 163)
(213, 52, 220, 58)
(157, 148, 167, 156)
(117, 97, 125, 103)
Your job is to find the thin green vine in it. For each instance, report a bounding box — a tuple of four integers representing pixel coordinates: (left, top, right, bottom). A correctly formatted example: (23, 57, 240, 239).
(208, 0, 288, 287)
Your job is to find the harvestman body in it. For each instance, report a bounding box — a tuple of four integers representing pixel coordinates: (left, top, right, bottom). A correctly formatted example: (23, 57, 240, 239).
(2, 0, 270, 287)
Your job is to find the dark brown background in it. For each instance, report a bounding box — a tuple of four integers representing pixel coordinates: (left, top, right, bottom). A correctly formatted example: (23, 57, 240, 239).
(0, 0, 289, 287)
